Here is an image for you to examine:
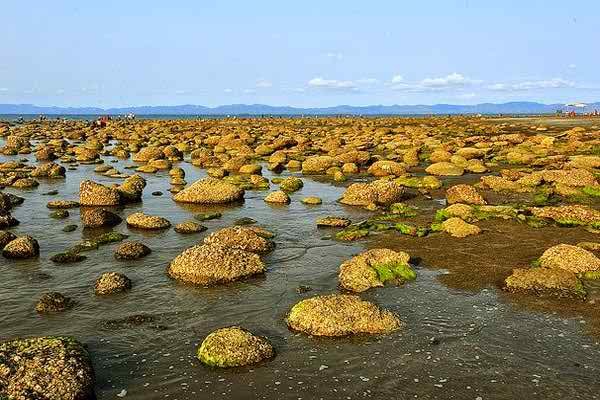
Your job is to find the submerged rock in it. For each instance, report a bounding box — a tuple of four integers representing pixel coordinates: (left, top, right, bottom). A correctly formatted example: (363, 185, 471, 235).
(173, 177, 244, 204)
(504, 267, 585, 299)
(174, 221, 207, 234)
(301, 196, 322, 205)
(197, 326, 274, 368)
(286, 294, 401, 336)
(0, 336, 95, 400)
(35, 292, 75, 313)
(167, 243, 265, 285)
(339, 248, 415, 292)
(47, 200, 80, 209)
(114, 241, 152, 260)
(94, 272, 132, 295)
(316, 216, 351, 227)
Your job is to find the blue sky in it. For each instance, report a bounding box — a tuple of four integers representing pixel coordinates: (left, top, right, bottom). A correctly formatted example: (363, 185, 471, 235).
(1, 0, 599, 107)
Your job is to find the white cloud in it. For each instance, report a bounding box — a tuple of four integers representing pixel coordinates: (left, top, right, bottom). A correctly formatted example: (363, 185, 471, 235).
(223, 88, 233, 93)
(487, 78, 575, 91)
(256, 79, 273, 88)
(568, 63, 577, 69)
(174, 90, 192, 95)
(420, 73, 479, 88)
(0, 88, 8, 92)
(243, 88, 256, 94)
(55, 89, 65, 95)
(308, 77, 358, 91)
(390, 73, 480, 92)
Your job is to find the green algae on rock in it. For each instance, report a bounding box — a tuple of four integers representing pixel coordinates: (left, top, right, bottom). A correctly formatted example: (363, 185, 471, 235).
(339, 248, 415, 292)
(197, 327, 274, 368)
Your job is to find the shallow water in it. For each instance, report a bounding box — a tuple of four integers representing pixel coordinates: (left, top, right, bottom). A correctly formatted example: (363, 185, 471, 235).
(1, 147, 600, 399)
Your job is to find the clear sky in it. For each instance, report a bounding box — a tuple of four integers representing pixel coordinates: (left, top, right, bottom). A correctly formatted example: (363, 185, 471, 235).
(1, 0, 599, 107)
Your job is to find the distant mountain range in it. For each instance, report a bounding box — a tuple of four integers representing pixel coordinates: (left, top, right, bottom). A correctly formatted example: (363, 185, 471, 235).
(1, 102, 599, 116)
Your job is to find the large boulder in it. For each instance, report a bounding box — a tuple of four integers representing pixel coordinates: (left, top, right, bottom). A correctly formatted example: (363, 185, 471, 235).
(531, 205, 600, 226)
(0, 336, 95, 400)
(167, 243, 265, 286)
(197, 327, 274, 368)
(339, 249, 415, 292)
(339, 180, 405, 208)
(79, 180, 121, 206)
(286, 294, 402, 336)
(173, 177, 244, 204)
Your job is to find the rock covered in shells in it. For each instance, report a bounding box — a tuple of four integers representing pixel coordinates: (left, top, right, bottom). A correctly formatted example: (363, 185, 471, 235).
(173, 177, 244, 204)
(286, 294, 401, 336)
(126, 212, 171, 230)
(203, 226, 274, 254)
(114, 241, 152, 260)
(2, 235, 39, 259)
(0, 336, 95, 400)
(94, 272, 132, 295)
(167, 243, 265, 285)
(79, 180, 121, 206)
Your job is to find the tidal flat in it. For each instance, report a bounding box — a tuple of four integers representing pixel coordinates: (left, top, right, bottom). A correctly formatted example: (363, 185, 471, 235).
(1, 115, 600, 399)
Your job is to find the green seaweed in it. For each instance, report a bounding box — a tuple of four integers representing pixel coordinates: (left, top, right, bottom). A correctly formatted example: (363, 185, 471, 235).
(373, 262, 416, 283)
(393, 223, 418, 236)
(582, 271, 600, 280)
(582, 186, 600, 197)
(433, 209, 450, 222)
(194, 212, 222, 221)
(335, 227, 369, 241)
(430, 222, 444, 232)
(389, 203, 418, 217)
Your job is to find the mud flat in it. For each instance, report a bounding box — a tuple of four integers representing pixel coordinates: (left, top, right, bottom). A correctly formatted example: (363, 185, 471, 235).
(1, 115, 600, 399)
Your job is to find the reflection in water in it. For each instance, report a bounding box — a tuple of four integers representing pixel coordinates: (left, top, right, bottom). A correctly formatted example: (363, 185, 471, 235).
(1, 148, 600, 399)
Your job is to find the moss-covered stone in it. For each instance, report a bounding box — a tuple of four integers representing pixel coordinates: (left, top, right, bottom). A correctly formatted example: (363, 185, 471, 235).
(197, 327, 274, 368)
